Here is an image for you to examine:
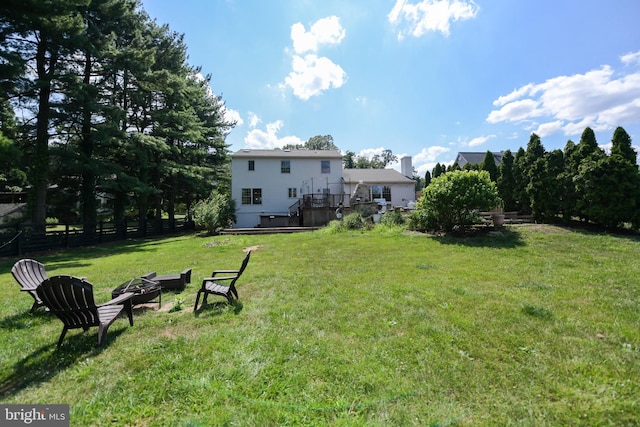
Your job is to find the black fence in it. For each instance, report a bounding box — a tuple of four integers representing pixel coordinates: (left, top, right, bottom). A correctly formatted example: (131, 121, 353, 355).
(0, 218, 194, 258)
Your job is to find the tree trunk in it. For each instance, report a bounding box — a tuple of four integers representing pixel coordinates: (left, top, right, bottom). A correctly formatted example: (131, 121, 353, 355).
(81, 52, 97, 235)
(31, 35, 57, 230)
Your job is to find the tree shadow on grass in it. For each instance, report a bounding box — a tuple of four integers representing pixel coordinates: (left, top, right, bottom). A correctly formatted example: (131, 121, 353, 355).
(0, 326, 127, 399)
(432, 226, 526, 248)
(0, 308, 51, 331)
(194, 300, 243, 318)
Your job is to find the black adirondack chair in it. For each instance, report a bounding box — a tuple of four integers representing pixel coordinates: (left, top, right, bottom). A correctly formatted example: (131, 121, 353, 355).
(194, 251, 251, 309)
(37, 275, 134, 348)
(11, 259, 48, 312)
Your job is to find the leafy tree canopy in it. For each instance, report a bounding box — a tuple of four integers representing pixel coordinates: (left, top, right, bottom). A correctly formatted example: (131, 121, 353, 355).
(344, 149, 397, 169)
(283, 134, 339, 151)
(411, 170, 500, 232)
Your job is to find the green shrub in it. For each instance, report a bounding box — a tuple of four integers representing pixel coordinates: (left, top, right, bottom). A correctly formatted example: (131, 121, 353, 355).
(379, 210, 405, 226)
(193, 191, 236, 234)
(342, 212, 365, 230)
(413, 170, 500, 232)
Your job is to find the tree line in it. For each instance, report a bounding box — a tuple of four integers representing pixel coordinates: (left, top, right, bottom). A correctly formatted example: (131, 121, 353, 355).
(283, 135, 400, 169)
(0, 0, 234, 232)
(427, 127, 640, 230)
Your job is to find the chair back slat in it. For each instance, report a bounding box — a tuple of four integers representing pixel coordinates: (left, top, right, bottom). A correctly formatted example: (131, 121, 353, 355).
(38, 276, 100, 328)
(11, 259, 48, 291)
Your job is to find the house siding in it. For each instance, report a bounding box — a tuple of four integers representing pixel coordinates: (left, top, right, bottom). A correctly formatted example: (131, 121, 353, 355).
(231, 150, 343, 228)
(342, 170, 416, 209)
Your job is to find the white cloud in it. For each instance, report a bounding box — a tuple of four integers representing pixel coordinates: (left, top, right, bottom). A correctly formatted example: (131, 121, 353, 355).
(487, 99, 544, 124)
(467, 134, 496, 147)
(492, 83, 536, 107)
(223, 108, 242, 126)
(357, 146, 387, 159)
(410, 146, 450, 176)
(388, 0, 479, 39)
(291, 16, 345, 54)
(533, 120, 565, 138)
(248, 111, 261, 128)
(487, 55, 640, 137)
(621, 50, 640, 65)
(284, 16, 347, 100)
(284, 54, 346, 100)
(244, 120, 304, 149)
(414, 145, 450, 162)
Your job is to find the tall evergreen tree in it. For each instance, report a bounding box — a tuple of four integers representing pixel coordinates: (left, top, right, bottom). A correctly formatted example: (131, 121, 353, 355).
(573, 127, 605, 221)
(497, 150, 516, 211)
(0, 0, 86, 227)
(513, 147, 527, 213)
(575, 154, 640, 229)
(480, 150, 499, 182)
(433, 163, 443, 178)
(559, 140, 578, 222)
(527, 150, 564, 222)
(610, 126, 636, 165)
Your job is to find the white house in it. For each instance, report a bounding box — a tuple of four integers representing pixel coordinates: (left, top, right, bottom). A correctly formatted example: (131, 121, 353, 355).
(342, 168, 416, 210)
(231, 149, 344, 228)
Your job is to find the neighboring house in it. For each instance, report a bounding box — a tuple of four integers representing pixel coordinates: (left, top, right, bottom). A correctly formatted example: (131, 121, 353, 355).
(231, 149, 344, 228)
(454, 152, 503, 168)
(230, 149, 418, 228)
(342, 168, 416, 210)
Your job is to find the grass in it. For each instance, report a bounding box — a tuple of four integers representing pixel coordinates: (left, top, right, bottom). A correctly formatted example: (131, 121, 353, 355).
(0, 224, 638, 426)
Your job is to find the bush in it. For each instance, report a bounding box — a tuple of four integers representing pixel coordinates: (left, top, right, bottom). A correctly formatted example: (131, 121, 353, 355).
(342, 212, 365, 230)
(380, 210, 405, 226)
(413, 170, 500, 232)
(193, 191, 237, 234)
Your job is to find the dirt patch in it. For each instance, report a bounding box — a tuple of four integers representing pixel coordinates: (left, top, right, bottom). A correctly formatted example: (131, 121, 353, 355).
(244, 245, 260, 252)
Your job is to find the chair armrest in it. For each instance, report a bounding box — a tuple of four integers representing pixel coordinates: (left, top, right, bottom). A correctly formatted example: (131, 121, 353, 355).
(211, 270, 239, 276)
(141, 272, 157, 280)
(202, 276, 236, 283)
(101, 291, 135, 307)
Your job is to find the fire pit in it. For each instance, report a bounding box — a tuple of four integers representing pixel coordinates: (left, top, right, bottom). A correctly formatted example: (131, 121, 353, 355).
(112, 277, 161, 308)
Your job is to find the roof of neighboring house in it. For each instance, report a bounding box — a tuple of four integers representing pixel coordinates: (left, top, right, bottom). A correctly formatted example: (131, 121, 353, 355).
(0, 203, 26, 217)
(343, 168, 414, 184)
(232, 149, 343, 159)
(455, 151, 503, 166)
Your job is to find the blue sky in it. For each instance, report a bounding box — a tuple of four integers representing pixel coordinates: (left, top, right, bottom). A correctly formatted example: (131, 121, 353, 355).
(141, 0, 640, 175)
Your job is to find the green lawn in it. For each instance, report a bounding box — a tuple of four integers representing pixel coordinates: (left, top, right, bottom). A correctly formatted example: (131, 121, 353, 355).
(0, 224, 638, 426)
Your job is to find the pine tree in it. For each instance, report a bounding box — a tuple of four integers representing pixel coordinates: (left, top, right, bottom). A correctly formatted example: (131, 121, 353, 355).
(610, 126, 636, 165)
(513, 147, 527, 213)
(0, 0, 86, 227)
(497, 150, 516, 211)
(481, 150, 499, 182)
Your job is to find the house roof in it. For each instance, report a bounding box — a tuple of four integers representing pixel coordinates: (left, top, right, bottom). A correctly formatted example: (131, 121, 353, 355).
(232, 149, 343, 159)
(455, 151, 503, 166)
(343, 168, 414, 184)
